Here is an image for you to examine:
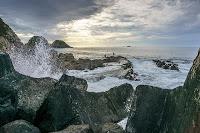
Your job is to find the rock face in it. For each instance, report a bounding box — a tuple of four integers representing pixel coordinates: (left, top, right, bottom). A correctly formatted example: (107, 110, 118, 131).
(0, 18, 23, 51)
(51, 40, 72, 48)
(0, 120, 40, 133)
(126, 85, 170, 133)
(126, 49, 200, 133)
(153, 59, 179, 71)
(35, 83, 133, 132)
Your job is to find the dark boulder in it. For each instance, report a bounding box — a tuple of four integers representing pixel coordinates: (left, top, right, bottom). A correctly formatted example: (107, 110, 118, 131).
(35, 83, 133, 132)
(0, 81, 18, 126)
(126, 85, 170, 133)
(34, 85, 84, 132)
(57, 74, 88, 91)
(0, 71, 57, 123)
(0, 120, 40, 133)
(51, 40, 72, 48)
(0, 52, 15, 78)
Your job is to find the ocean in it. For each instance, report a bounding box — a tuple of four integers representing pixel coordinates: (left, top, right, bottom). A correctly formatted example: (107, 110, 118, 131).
(11, 45, 199, 92)
(56, 46, 198, 60)
(55, 46, 199, 91)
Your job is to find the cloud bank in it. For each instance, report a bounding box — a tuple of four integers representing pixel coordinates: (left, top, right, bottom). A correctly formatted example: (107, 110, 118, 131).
(1, 0, 200, 47)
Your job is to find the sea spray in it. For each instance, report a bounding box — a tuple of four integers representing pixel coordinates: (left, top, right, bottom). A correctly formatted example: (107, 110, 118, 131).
(9, 38, 62, 80)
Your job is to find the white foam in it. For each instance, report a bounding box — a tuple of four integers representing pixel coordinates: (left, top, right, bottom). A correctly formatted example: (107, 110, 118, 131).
(118, 117, 128, 130)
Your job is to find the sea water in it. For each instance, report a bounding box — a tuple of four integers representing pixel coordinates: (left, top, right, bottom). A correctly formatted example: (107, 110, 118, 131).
(57, 46, 198, 91)
(11, 45, 199, 91)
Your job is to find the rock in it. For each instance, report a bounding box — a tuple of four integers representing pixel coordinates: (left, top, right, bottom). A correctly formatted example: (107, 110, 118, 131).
(51, 124, 92, 133)
(102, 123, 125, 133)
(51, 40, 72, 48)
(0, 52, 15, 78)
(0, 79, 18, 127)
(0, 18, 23, 51)
(0, 72, 57, 123)
(35, 83, 133, 132)
(153, 59, 179, 71)
(0, 53, 18, 126)
(34, 85, 84, 132)
(126, 85, 170, 133)
(56, 53, 132, 71)
(25, 36, 49, 50)
(57, 74, 88, 91)
(0, 120, 40, 133)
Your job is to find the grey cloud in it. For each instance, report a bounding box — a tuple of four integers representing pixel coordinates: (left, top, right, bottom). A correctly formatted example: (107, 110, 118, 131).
(0, 0, 114, 42)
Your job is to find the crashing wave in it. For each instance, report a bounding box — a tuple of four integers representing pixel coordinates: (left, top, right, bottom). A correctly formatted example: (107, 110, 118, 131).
(9, 37, 62, 79)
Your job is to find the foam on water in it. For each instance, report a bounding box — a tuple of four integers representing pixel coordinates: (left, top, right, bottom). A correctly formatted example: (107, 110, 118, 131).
(67, 58, 192, 92)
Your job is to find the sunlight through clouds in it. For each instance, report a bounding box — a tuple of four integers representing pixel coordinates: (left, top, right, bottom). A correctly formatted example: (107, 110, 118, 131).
(53, 0, 190, 46)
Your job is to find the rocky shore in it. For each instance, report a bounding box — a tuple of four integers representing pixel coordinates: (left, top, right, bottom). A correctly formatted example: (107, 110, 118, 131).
(1, 50, 200, 133)
(1, 17, 200, 133)
(0, 52, 133, 133)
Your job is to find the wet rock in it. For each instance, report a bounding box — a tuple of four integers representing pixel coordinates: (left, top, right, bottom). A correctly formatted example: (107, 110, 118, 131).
(102, 123, 125, 133)
(0, 72, 57, 123)
(0, 53, 18, 126)
(51, 124, 92, 133)
(51, 40, 72, 48)
(35, 83, 133, 132)
(0, 52, 15, 78)
(126, 85, 170, 133)
(0, 80, 18, 126)
(34, 85, 84, 132)
(153, 59, 179, 71)
(57, 74, 88, 91)
(0, 120, 40, 133)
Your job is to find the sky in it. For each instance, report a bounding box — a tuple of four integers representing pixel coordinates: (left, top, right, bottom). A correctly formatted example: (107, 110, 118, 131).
(0, 0, 200, 47)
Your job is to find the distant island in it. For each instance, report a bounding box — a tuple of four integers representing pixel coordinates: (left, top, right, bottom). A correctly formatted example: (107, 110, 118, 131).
(51, 40, 72, 48)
